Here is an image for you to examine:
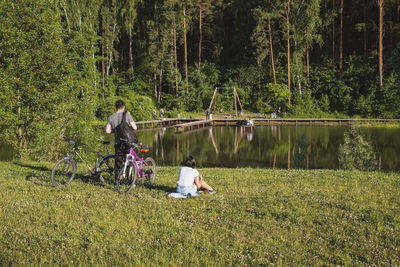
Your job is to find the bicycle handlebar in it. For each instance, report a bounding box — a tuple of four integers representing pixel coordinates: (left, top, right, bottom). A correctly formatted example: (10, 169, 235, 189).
(120, 138, 149, 150)
(64, 137, 84, 147)
(64, 137, 110, 147)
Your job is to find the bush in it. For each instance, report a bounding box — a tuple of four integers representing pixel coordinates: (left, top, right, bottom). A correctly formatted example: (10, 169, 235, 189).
(96, 93, 156, 122)
(127, 95, 155, 121)
(96, 96, 120, 121)
(338, 126, 377, 171)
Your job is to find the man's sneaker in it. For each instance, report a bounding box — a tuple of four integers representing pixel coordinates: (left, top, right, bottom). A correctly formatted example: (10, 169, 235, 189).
(209, 189, 217, 194)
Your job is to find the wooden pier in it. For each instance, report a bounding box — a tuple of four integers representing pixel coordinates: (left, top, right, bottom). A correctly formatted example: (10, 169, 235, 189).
(174, 119, 214, 133)
(135, 118, 197, 129)
(133, 118, 400, 132)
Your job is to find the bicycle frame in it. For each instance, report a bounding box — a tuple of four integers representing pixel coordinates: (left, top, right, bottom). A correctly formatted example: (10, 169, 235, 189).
(121, 146, 151, 178)
(68, 142, 113, 174)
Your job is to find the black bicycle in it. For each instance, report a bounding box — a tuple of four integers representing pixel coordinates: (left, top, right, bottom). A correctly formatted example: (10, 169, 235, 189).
(51, 138, 115, 187)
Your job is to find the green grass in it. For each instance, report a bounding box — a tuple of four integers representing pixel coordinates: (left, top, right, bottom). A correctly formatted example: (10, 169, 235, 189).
(0, 161, 399, 265)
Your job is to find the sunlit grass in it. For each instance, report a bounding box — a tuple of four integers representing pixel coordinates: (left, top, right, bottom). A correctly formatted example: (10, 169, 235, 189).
(0, 161, 399, 265)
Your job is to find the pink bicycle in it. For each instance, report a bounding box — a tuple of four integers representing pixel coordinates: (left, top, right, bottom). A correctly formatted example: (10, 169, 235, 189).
(116, 142, 156, 193)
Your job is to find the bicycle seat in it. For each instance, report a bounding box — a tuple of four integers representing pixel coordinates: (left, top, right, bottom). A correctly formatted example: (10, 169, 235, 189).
(99, 141, 110, 145)
(64, 137, 83, 146)
(69, 140, 83, 146)
(140, 148, 149, 153)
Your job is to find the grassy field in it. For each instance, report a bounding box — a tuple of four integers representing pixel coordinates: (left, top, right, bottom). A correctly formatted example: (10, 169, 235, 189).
(0, 161, 399, 265)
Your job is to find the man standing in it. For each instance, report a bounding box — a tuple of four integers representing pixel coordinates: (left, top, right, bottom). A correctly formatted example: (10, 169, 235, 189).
(106, 100, 137, 182)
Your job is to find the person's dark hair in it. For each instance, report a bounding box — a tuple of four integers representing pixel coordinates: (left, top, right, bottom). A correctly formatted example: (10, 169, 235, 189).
(184, 155, 196, 168)
(115, 100, 125, 110)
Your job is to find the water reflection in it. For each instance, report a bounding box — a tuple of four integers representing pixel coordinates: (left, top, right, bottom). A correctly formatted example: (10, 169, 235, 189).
(134, 125, 400, 171)
(1, 125, 399, 171)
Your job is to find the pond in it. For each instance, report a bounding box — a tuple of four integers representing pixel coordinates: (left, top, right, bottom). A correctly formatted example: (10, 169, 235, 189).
(134, 125, 400, 171)
(1, 125, 400, 171)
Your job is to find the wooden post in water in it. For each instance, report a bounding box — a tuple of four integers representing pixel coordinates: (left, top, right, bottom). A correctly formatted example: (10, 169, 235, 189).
(378, 153, 382, 171)
(177, 138, 180, 165)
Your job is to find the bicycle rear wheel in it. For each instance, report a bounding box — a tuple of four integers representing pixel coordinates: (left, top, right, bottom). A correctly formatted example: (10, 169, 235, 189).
(116, 163, 137, 193)
(98, 154, 115, 184)
(51, 157, 77, 187)
(140, 157, 156, 186)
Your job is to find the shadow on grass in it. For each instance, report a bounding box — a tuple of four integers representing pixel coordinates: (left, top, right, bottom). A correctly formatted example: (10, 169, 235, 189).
(147, 183, 176, 193)
(13, 162, 53, 186)
(15, 162, 52, 173)
(15, 162, 108, 188)
(14, 162, 178, 193)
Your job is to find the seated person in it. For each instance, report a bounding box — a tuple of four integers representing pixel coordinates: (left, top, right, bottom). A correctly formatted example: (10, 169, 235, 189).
(176, 156, 216, 196)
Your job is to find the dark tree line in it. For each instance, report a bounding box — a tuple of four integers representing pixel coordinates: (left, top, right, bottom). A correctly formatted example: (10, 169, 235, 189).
(1, 0, 400, 158)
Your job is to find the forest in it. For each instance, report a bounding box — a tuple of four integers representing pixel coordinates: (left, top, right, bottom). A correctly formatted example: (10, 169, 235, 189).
(1, 0, 400, 159)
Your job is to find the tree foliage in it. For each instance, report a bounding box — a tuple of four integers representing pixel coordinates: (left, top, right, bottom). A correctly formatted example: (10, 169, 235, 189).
(1, 0, 400, 159)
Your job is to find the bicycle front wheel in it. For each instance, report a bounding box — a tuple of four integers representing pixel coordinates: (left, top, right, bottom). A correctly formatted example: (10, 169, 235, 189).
(116, 163, 137, 193)
(141, 157, 156, 186)
(51, 157, 77, 188)
(98, 154, 115, 184)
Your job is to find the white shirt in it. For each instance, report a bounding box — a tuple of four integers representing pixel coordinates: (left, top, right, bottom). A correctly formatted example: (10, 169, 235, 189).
(177, 167, 200, 187)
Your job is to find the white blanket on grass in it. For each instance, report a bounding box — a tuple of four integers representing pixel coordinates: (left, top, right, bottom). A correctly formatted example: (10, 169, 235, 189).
(167, 192, 201, 198)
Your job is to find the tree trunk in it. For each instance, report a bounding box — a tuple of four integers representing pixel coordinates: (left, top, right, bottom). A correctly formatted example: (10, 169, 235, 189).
(306, 47, 310, 77)
(106, 21, 117, 76)
(170, 28, 175, 91)
(378, 0, 384, 89)
(273, 154, 276, 169)
(389, 11, 393, 53)
(199, 7, 203, 67)
(62, 3, 70, 33)
(339, 0, 343, 71)
(268, 17, 276, 84)
(154, 72, 158, 100)
(158, 61, 163, 103)
(332, 0, 335, 64)
(173, 18, 179, 96)
(101, 32, 105, 99)
(285, 2, 291, 105)
(129, 17, 134, 81)
(364, 0, 368, 57)
(17, 87, 22, 149)
(93, 50, 97, 90)
(183, 5, 189, 92)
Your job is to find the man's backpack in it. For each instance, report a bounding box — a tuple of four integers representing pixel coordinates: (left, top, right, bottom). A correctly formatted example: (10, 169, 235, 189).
(115, 112, 138, 144)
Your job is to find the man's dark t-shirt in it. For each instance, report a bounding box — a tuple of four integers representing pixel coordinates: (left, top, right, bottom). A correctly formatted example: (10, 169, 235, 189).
(107, 111, 134, 144)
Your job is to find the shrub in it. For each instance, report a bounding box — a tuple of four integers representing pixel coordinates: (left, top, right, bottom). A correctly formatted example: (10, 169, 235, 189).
(96, 93, 156, 122)
(96, 96, 120, 121)
(338, 126, 377, 171)
(126, 94, 155, 121)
